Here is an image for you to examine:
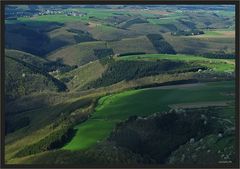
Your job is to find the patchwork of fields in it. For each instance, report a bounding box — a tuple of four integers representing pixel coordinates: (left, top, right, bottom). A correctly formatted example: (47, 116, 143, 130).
(4, 4, 236, 166)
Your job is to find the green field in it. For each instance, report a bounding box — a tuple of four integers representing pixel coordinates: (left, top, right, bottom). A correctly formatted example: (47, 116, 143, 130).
(203, 31, 224, 36)
(73, 8, 120, 19)
(11, 8, 118, 24)
(63, 81, 234, 150)
(189, 30, 235, 38)
(16, 15, 87, 23)
(117, 53, 235, 72)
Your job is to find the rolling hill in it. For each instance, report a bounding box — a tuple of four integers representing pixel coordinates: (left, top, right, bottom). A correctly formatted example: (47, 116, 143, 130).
(4, 5, 236, 166)
(47, 41, 110, 66)
(57, 59, 108, 91)
(5, 22, 95, 57)
(5, 52, 67, 101)
(108, 36, 157, 55)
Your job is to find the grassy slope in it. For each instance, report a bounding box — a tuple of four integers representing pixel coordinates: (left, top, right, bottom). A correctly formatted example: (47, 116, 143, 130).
(63, 81, 234, 150)
(127, 23, 163, 35)
(117, 53, 235, 72)
(5, 22, 88, 56)
(108, 36, 157, 54)
(57, 60, 108, 91)
(56, 52, 234, 92)
(5, 49, 74, 75)
(147, 12, 185, 25)
(163, 32, 235, 55)
(47, 27, 88, 46)
(5, 97, 94, 161)
(5, 49, 48, 67)
(47, 41, 107, 66)
(47, 35, 158, 67)
(88, 24, 138, 41)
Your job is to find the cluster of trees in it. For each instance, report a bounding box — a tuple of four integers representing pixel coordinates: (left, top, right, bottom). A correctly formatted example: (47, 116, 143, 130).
(171, 29, 204, 36)
(119, 17, 148, 29)
(178, 19, 196, 29)
(67, 29, 96, 43)
(22, 143, 154, 165)
(5, 116, 30, 134)
(6, 22, 82, 56)
(118, 52, 146, 57)
(87, 60, 186, 88)
(193, 71, 235, 82)
(5, 69, 61, 102)
(146, 34, 176, 54)
(94, 48, 114, 59)
(13, 98, 96, 157)
(14, 126, 76, 158)
(109, 107, 221, 163)
(5, 23, 51, 56)
(45, 58, 76, 73)
(106, 15, 129, 26)
(5, 58, 67, 102)
(201, 52, 235, 59)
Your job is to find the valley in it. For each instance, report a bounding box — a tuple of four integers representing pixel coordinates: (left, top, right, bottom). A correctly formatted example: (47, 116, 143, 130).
(4, 4, 236, 166)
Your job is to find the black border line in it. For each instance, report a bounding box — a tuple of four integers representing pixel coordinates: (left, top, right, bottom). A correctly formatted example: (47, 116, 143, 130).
(0, 0, 239, 168)
(1, 1, 6, 169)
(1, 0, 240, 5)
(235, 1, 240, 168)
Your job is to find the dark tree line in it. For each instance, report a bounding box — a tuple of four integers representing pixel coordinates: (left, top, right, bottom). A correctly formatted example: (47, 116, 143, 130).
(5, 116, 30, 134)
(14, 127, 76, 158)
(171, 29, 204, 36)
(201, 52, 235, 59)
(119, 17, 148, 29)
(109, 107, 221, 164)
(86, 60, 195, 88)
(146, 34, 176, 54)
(94, 48, 114, 59)
(118, 52, 146, 57)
